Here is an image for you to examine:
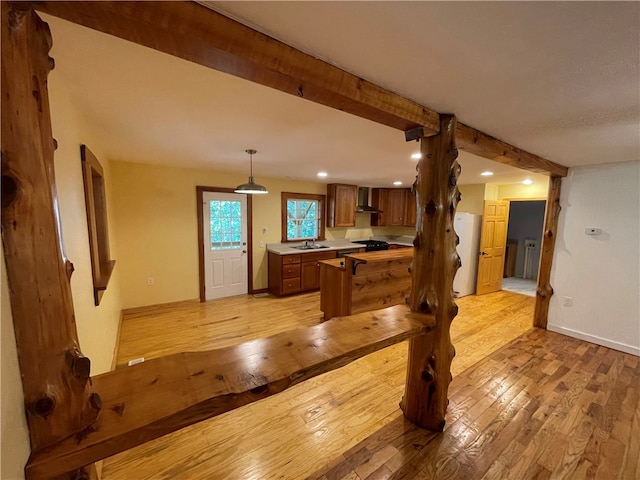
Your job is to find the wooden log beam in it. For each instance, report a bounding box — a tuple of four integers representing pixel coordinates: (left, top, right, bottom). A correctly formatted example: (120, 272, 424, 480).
(455, 123, 568, 177)
(400, 114, 460, 430)
(534, 176, 562, 328)
(28, 1, 568, 177)
(1, 1, 100, 450)
(29, 0, 440, 135)
(25, 305, 435, 479)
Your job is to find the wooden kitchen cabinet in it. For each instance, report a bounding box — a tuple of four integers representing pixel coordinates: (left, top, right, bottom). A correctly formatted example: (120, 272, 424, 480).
(370, 188, 388, 226)
(327, 183, 357, 227)
(268, 250, 336, 296)
(371, 188, 408, 226)
(404, 188, 416, 227)
(387, 188, 406, 225)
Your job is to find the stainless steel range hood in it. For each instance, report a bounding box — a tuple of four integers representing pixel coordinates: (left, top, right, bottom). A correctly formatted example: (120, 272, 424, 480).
(356, 187, 382, 213)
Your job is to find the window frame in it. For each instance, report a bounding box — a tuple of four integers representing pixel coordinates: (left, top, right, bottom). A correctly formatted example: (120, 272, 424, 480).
(80, 144, 116, 306)
(281, 192, 326, 243)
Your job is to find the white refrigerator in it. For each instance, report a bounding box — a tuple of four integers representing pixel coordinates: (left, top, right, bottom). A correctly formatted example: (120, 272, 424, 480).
(453, 213, 482, 297)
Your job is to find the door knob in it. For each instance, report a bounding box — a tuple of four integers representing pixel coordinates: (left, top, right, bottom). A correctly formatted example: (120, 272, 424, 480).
(242, 250, 247, 254)
(480, 251, 487, 256)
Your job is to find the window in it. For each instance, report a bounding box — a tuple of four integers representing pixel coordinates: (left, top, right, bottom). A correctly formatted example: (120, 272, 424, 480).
(209, 200, 242, 250)
(281, 192, 326, 242)
(81, 145, 115, 306)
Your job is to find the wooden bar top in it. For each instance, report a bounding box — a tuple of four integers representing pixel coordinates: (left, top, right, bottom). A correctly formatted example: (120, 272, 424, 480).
(344, 248, 413, 263)
(26, 304, 433, 479)
(319, 258, 346, 270)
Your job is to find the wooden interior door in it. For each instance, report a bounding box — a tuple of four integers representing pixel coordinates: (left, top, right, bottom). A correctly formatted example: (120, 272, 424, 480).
(476, 200, 510, 295)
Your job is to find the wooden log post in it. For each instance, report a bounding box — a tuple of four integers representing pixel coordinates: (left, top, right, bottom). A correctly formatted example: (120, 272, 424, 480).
(1, 2, 99, 451)
(400, 114, 460, 430)
(534, 176, 562, 328)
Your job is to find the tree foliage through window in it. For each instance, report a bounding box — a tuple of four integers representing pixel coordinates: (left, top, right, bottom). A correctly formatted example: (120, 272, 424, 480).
(210, 200, 242, 250)
(287, 199, 319, 240)
(281, 192, 326, 242)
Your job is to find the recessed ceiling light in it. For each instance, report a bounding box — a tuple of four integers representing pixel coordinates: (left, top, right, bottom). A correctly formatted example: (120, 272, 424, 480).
(317, 171, 328, 178)
(393, 181, 402, 186)
(411, 153, 422, 160)
(522, 179, 533, 185)
(480, 171, 494, 176)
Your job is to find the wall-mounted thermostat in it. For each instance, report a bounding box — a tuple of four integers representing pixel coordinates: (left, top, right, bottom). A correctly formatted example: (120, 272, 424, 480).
(585, 227, 602, 235)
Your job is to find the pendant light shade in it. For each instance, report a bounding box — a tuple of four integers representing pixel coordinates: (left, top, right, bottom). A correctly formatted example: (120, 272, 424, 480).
(235, 149, 268, 194)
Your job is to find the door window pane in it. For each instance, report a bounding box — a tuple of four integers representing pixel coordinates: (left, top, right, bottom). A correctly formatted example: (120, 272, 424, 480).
(210, 200, 242, 250)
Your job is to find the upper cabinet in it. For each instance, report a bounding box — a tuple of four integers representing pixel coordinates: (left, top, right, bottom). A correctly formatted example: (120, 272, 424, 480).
(404, 188, 417, 227)
(327, 183, 357, 227)
(370, 188, 389, 226)
(372, 188, 415, 227)
(387, 188, 406, 225)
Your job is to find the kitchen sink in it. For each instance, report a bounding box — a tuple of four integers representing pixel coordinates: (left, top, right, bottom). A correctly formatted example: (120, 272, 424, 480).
(293, 244, 329, 250)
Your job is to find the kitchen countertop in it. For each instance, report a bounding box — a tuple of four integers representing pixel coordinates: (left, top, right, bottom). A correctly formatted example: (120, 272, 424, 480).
(343, 248, 414, 264)
(318, 258, 346, 270)
(370, 235, 415, 247)
(319, 247, 414, 271)
(267, 240, 364, 255)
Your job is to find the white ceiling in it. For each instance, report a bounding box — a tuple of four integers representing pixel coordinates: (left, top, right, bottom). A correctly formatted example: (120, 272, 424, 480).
(42, 1, 638, 188)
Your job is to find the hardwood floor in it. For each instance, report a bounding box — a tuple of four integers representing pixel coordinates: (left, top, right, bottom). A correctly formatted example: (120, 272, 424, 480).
(101, 291, 639, 479)
(308, 330, 640, 480)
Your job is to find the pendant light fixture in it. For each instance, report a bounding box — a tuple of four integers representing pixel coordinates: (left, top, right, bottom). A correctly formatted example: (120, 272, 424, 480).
(234, 149, 268, 195)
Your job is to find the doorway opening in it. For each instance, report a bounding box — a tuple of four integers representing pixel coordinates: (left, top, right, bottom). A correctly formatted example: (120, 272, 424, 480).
(502, 200, 546, 297)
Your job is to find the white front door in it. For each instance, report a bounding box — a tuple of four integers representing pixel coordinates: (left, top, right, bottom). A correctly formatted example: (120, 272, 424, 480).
(202, 192, 248, 300)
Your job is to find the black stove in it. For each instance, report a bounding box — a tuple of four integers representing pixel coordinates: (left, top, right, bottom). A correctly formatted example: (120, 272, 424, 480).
(353, 240, 389, 252)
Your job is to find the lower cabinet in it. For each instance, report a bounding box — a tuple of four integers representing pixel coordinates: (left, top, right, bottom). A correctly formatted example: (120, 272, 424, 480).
(268, 251, 337, 296)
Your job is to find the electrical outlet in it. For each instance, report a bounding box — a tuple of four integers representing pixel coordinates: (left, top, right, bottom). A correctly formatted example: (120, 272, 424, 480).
(147, 276, 154, 286)
(259, 240, 265, 248)
(562, 296, 573, 307)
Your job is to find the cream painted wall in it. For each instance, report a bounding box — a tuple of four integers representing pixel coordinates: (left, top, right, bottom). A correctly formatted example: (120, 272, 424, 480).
(326, 214, 415, 242)
(49, 77, 123, 375)
(109, 161, 417, 309)
(458, 180, 549, 214)
(110, 161, 329, 308)
(49, 77, 122, 375)
(458, 184, 486, 214)
(1, 253, 31, 480)
(548, 161, 640, 355)
(0, 61, 124, 480)
(484, 183, 499, 201)
(497, 179, 549, 200)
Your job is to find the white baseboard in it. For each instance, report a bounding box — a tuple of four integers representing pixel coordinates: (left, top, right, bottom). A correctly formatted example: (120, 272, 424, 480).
(548, 324, 640, 357)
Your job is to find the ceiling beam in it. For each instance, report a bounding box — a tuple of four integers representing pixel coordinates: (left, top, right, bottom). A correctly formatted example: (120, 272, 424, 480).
(31, 1, 567, 177)
(31, 0, 440, 135)
(455, 123, 568, 177)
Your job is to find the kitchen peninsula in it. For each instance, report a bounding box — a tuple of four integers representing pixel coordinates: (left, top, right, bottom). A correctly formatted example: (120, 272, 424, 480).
(319, 248, 413, 321)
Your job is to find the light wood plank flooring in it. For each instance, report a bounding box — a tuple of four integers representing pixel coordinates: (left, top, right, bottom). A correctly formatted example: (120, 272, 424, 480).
(102, 291, 638, 479)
